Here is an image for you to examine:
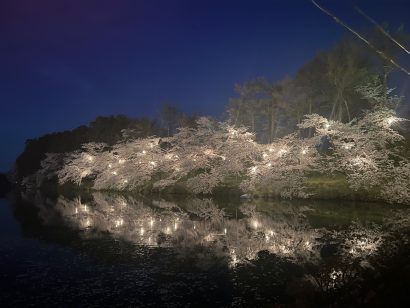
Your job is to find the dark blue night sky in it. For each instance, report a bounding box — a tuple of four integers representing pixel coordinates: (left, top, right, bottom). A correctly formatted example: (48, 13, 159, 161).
(1, 0, 410, 172)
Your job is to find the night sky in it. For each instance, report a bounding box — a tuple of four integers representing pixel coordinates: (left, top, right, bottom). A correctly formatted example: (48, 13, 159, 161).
(1, 0, 410, 172)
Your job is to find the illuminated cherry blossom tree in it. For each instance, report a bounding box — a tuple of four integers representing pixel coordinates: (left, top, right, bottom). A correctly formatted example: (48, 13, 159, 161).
(29, 84, 410, 204)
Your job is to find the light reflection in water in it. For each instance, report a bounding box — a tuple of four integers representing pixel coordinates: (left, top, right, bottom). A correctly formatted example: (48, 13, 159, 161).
(22, 192, 390, 280)
(13, 191, 410, 303)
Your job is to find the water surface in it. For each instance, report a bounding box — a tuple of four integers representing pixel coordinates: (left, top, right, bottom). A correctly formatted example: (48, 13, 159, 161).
(1, 192, 410, 307)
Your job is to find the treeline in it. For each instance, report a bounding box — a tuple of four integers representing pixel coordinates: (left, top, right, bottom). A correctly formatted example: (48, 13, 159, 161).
(227, 27, 409, 142)
(15, 105, 198, 181)
(15, 26, 410, 182)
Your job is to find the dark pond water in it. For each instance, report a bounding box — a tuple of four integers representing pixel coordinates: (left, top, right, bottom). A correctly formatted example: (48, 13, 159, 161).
(1, 192, 410, 307)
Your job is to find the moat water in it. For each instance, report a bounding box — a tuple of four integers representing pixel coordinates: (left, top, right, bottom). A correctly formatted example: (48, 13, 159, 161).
(1, 192, 410, 307)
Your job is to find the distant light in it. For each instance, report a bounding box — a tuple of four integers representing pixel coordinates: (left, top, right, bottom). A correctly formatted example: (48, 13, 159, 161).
(112, 171, 117, 175)
(142, 150, 146, 154)
(263, 153, 268, 158)
(269, 148, 274, 152)
(108, 164, 112, 168)
(118, 159, 125, 164)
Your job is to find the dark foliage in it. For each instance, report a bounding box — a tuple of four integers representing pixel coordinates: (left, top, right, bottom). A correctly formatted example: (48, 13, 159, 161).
(15, 115, 160, 181)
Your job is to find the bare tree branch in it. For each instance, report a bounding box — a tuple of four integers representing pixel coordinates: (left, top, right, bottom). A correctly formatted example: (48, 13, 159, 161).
(354, 5, 410, 56)
(311, 0, 410, 77)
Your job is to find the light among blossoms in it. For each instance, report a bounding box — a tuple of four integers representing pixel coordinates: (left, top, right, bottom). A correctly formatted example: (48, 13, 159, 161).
(343, 143, 353, 150)
(86, 155, 94, 162)
(229, 128, 237, 136)
(80, 170, 90, 178)
(251, 219, 259, 229)
(386, 116, 398, 126)
(115, 218, 124, 227)
(118, 159, 125, 164)
(204, 149, 213, 156)
(278, 148, 287, 157)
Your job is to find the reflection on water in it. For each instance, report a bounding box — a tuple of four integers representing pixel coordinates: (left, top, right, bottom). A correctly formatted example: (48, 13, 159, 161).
(25, 193, 389, 265)
(2, 192, 410, 306)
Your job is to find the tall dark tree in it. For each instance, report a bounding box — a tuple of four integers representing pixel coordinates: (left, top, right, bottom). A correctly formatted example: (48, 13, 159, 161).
(159, 103, 184, 137)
